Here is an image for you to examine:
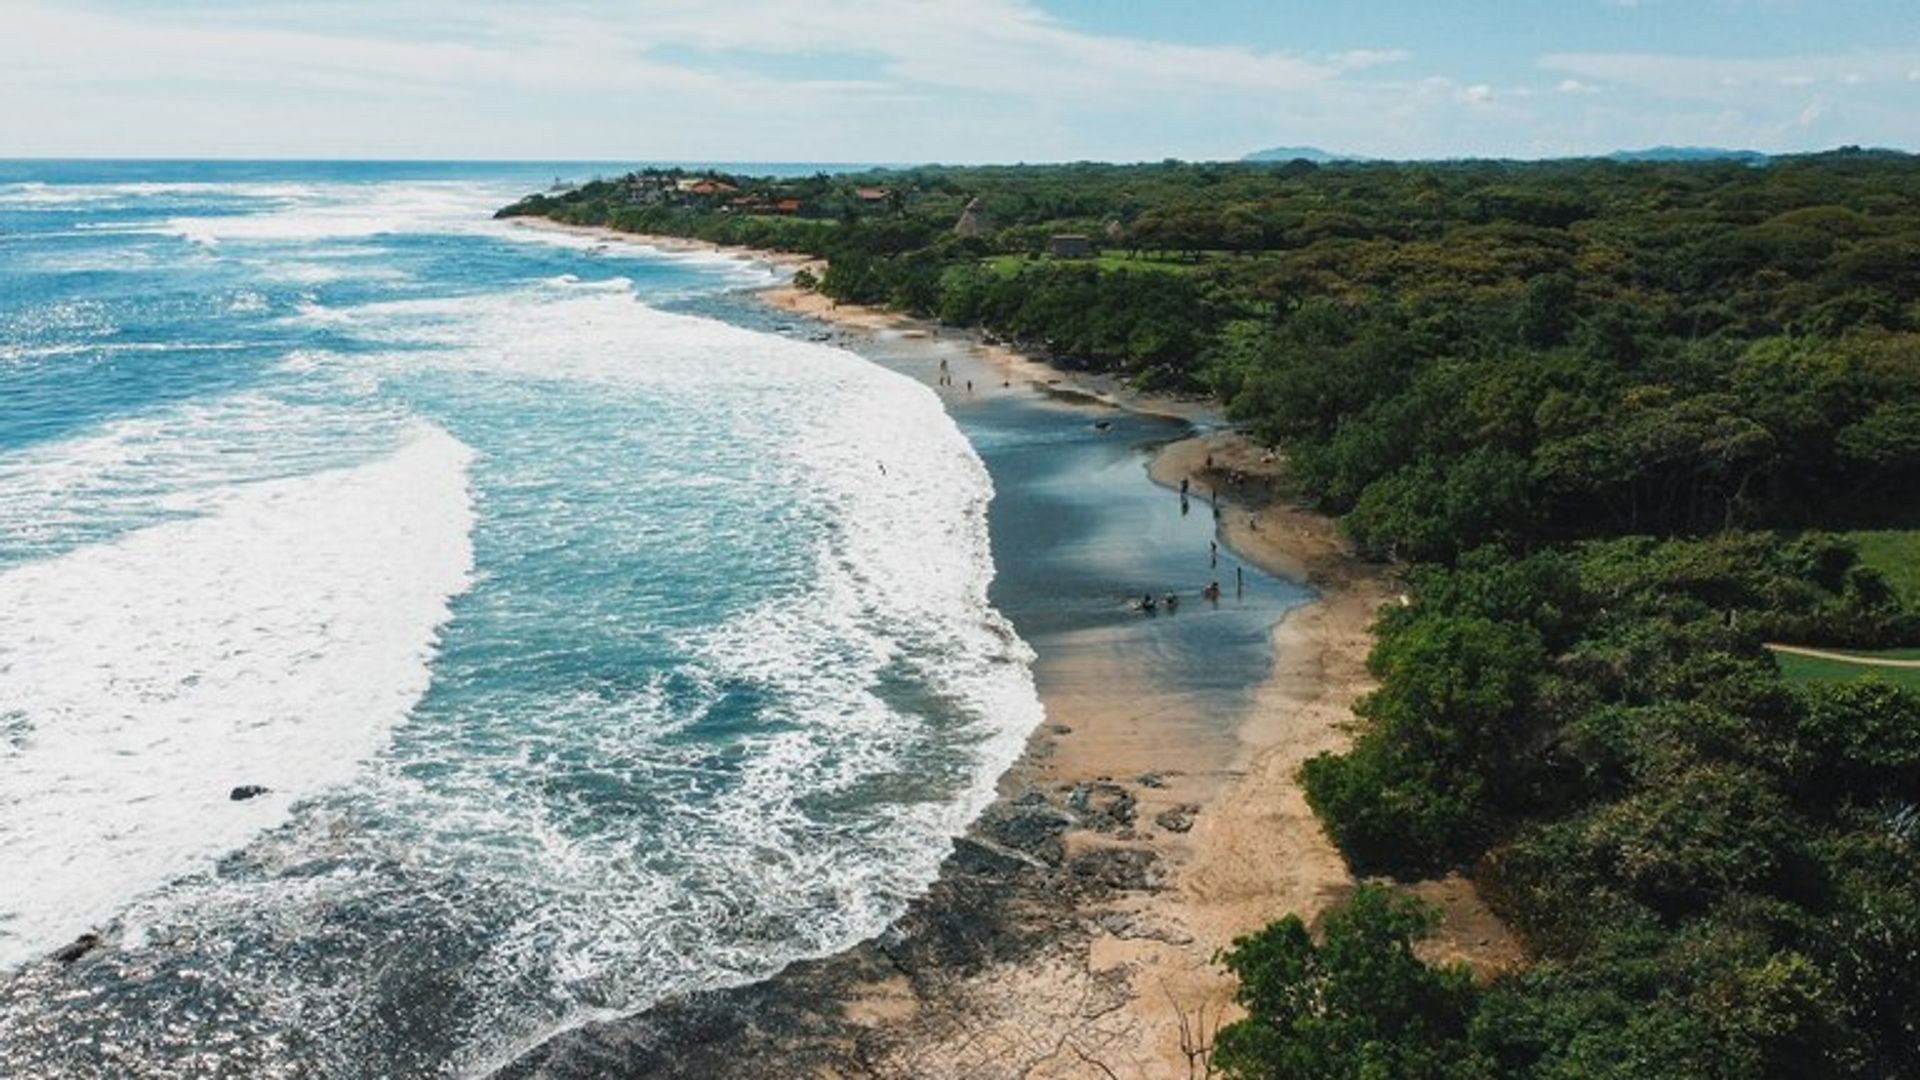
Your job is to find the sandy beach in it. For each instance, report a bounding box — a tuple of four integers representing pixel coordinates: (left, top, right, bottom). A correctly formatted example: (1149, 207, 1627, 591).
(501, 221, 1517, 1078)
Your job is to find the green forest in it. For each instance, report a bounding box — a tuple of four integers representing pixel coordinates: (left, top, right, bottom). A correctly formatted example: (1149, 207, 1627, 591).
(502, 152, 1920, 1078)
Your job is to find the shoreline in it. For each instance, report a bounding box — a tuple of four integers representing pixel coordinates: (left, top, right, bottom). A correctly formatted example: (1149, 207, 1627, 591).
(500, 221, 1509, 1077)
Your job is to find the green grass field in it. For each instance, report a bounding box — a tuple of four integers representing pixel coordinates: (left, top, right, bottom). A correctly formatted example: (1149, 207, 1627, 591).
(1772, 649, 1920, 691)
(1847, 529, 1920, 604)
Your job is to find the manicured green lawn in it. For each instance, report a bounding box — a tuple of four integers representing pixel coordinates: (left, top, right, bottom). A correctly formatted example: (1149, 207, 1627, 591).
(1847, 529, 1920, 604)
(1773, 650, 1920, 691)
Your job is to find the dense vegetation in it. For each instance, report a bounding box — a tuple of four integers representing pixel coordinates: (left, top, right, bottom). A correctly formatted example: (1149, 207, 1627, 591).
(1269, 538, 1920, 1077)
(503, 153, 1920, 1077)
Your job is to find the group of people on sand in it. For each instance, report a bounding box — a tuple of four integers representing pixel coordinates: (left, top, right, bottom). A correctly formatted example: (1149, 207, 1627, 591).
(1138, 472, 1246, 615)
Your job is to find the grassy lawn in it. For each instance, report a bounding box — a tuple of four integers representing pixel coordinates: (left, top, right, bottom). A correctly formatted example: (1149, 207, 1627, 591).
(1773, 650, 1920, 691)
(1847, 529, 1920, 604)
(1820, 645, 1920, 660)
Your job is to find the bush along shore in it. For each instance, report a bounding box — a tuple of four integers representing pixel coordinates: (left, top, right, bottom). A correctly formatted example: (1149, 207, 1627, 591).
(502, 152, 1920, 1078)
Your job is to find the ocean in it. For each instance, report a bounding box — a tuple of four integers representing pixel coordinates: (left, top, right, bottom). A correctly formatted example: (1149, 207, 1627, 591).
(0, 161, 1049, 1076)
(0, 161, 1307, 1078)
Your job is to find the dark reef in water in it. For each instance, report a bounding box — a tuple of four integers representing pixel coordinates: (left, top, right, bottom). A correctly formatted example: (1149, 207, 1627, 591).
(497, 784, 1161, 1078)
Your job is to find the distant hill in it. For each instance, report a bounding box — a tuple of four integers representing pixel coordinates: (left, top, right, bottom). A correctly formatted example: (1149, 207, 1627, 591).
(1606, 146, 1770, 163)
(1241, 146, 1364, 164)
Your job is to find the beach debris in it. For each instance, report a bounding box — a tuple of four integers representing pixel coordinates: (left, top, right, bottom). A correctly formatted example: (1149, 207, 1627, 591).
(50, 932, 102, 965)
(1154, 804, 1201, 833)
(229, 785, 271, 801)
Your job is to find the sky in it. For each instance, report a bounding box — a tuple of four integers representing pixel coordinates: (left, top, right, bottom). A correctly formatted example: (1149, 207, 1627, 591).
(1, 0, 1916, 162)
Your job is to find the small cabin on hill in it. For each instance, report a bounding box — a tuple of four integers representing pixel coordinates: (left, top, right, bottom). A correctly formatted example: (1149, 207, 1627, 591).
(1047, 234, 1094, 258)
(855, 186, 890, 204)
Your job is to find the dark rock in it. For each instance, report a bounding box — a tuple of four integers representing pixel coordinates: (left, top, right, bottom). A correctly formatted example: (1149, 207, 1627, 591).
(1067, 847, 1160, 897)
(979, 803, 1070, 864)
(51, 933, 101, 964)
(1065, 782, 1136, 833)
(1136, 772, 1167, 789)
(1154, 803, 1201, 833)
(229, 785, 271, 801)
(499, 759, 1152, 1077)
(1094, 911, 1194, 946)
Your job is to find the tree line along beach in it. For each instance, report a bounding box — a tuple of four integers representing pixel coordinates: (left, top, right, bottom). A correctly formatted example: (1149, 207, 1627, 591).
(498, 154, 1920, 1078)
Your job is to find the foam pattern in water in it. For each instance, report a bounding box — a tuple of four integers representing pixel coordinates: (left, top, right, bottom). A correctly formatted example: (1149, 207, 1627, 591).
(0, 169, 1042, 1079)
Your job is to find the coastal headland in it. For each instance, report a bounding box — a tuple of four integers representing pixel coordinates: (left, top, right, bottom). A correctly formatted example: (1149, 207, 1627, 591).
(499, 223, 1519, 1078)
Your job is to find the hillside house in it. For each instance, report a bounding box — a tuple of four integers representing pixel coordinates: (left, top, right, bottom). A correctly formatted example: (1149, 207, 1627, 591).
(1047, 234, 1094, 258)
(676, 178, 738, 196)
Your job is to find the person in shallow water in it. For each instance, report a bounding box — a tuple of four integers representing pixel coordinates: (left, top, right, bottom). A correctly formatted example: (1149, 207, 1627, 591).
(1138, 592, 1156, 613)
(1164, 592, 1179, 612)
(1203, 580, 1221, 602)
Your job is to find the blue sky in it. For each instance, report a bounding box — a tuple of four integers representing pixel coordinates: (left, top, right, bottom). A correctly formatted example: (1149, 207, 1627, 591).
(2, 0, 1915, 161)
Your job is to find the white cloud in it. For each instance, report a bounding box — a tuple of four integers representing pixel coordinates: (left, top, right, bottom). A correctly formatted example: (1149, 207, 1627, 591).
(1328, 49, 1412, 72)
(1540, 48, 1920, 99)
(0, 0, 1912, 161)
(0, 0, 1417, 159)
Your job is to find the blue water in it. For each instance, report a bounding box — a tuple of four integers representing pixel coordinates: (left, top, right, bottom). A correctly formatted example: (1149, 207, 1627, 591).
(0, 162, 1042, 1077)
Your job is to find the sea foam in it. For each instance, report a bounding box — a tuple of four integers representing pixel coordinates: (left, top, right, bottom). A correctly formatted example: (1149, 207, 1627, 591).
(282, 282, 1045, 1072)
(0, 425, 475, 968)
(0, 175, 1046, 1077)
